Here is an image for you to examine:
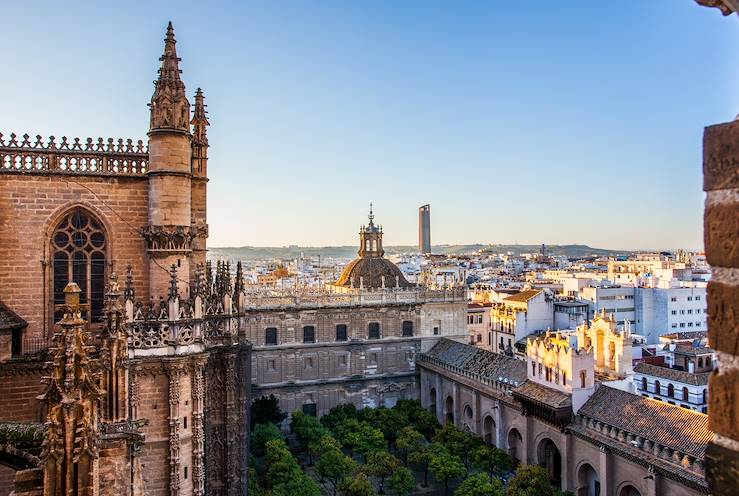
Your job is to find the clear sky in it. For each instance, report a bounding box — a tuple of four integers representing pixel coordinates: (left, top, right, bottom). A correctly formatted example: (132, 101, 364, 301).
(3, 1, 738, 250)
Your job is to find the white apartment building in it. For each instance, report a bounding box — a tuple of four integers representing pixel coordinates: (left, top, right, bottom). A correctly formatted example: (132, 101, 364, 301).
(579, 285, 636, 328)
(635, 283, 708, 344)
(633, 362, 710, 413)
(490, 288, 554, 355)
(467, 302, 492, 350)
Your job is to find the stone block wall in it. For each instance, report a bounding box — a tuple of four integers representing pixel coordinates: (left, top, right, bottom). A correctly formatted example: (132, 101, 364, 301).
(703, 119, 739, 494)
(0, 174, 150, 343)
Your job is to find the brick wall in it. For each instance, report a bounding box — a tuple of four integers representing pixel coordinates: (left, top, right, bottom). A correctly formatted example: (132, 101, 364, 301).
(0, 360, 44, 422)
(702, 119, 739, 493)
(0, 174, 150, 343)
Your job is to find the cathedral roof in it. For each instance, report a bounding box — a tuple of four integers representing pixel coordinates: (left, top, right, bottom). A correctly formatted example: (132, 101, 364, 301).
(578, 385, 711, 459)
(423, 338, 527, 386)
(335, 256, 413, 289)
(0, 300, 27, 331)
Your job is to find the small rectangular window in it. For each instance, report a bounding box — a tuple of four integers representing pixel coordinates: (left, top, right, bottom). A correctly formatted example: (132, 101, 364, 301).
(265, 327, 278, 345)
(302, 403, 317, 416)
(368, 322, 381, 339)
(402, 321, 414, 337)
(303, 326, 315, 343)
(433, 326, 439, 335)
(336, 324, 348, 341)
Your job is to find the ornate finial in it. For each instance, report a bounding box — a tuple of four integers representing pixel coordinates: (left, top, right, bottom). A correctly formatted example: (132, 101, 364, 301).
(234, 261, 244, 295)
(192, 88, 209, 144)
(149, 22, 190, 132)
(169, 264, 179, 301)
(368, 202, 374, 225)
(124, 264, 135, 301)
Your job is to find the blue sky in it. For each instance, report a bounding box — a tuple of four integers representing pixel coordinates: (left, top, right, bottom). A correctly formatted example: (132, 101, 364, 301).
(3, 1, 737, 250)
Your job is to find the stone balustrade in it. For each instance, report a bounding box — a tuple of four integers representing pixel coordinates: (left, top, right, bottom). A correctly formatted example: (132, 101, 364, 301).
(0, 132, 148, 176)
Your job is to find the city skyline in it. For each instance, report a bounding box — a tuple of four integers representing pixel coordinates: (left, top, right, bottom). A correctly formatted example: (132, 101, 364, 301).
(3, 1, 737, 250)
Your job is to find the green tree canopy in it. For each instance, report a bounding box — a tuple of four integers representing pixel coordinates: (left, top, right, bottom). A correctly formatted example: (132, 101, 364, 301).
(360, 407, 409, 449)
(453, 472, 504, 496)
(386, 466, 415, 496)
(353, 422, 387, 463)
(408, 442, 447, 488)
(292, 410, 331, 465)
(250, 422, 284, 457)
(396, 427, 425, 466)
(392, 399, 425, 422)
(321, 403, 358, 434)
(264, 439, 301, 488)
(338, 472, 377, 496)
(251, 394, 287, 428)
(316, 446, 358, 496)
(433, 424, 483, 471)
(336, 418, 363, 458)
(272, 473, 323, 496)
(412, 409, 441, 440)
(429, 450, 467, 496)
(471, 445, 512, 479)
(507, 464, 556, 496)
(363, 450, 401, 494)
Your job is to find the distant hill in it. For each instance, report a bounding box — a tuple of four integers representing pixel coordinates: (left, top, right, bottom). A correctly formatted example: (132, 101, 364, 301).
(209, 244, 631, 261)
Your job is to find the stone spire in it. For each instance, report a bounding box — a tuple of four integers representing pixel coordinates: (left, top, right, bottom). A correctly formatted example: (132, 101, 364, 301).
(192, 88, 209, 145)
(191, 87, 209, 176)
(149, 22, 191, 133)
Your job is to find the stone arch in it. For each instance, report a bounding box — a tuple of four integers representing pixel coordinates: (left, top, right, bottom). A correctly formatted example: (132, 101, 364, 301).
(595, 329, 605, 368)
(463, 404, 473, 420)
(576, 462, 600, 496)
(507, 428, 523, 466)
(483, 415, 496, 445)
(617, 482, 642, 496)
(537, 437, 562, 488)
(444, 395, 454, 424)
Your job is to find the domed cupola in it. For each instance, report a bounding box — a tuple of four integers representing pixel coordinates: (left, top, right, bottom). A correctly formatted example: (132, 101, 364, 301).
(334, 205, 413, 290)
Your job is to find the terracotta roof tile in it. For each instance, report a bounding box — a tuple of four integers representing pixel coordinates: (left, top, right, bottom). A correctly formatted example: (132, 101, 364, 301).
(512, 381, 571, 408)
(503, 289, 542, 304)
(578, 386, 711, 458)
(424, 339, 527, 386)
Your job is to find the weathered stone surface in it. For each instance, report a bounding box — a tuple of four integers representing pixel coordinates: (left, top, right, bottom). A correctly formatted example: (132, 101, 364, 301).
(708, 368, 739, 439)
(705, 201, 739, 268)
(703, 121, 739, 191)
(706, 442, 739, 496)
(707, 281, 739, 355)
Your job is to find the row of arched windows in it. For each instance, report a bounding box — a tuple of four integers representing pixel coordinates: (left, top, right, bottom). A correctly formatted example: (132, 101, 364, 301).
(263, 321, 414, 345)
(639, 377, 707, 404)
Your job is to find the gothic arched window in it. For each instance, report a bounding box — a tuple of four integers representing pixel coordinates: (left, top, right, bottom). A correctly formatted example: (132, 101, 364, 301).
(51, 208, 107, 322)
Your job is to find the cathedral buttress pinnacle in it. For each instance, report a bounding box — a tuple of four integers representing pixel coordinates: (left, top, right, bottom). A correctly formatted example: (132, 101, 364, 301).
(149, 21, 191, 133)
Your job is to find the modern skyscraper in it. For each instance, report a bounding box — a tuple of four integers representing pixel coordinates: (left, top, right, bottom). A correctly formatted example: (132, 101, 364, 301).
(419, 204, 431, 254)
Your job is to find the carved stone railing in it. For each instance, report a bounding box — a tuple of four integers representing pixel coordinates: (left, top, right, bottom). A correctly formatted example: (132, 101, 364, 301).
(0, 132, 148, 177)
(241, 287, 466, 311)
